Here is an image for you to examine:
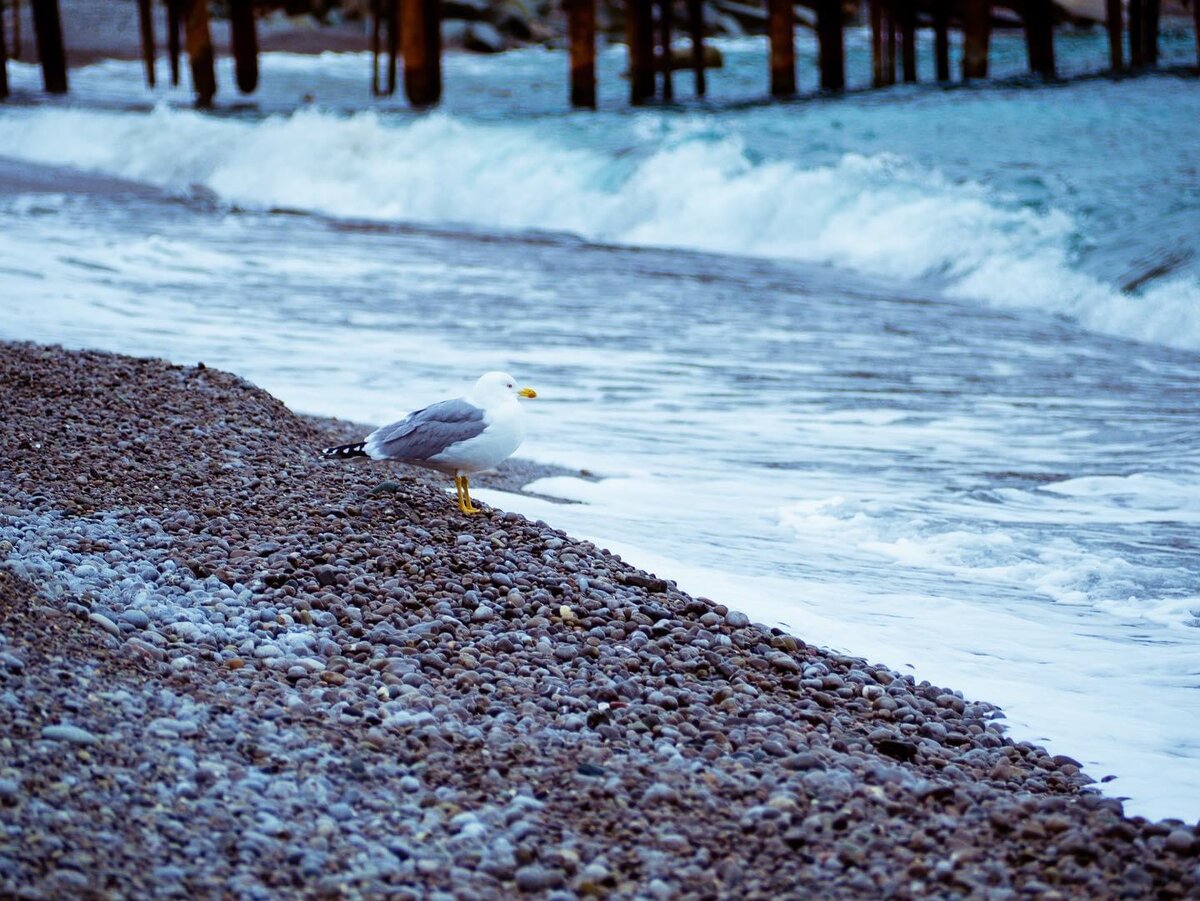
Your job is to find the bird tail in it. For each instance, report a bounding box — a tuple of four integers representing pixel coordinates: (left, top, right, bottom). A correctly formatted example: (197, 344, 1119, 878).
(322, 441, 368, 460)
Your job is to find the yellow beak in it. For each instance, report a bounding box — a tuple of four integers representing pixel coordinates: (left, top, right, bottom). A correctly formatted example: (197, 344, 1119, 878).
(519, 387, 537, 399)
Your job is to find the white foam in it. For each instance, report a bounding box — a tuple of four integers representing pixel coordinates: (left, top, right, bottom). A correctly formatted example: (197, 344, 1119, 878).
(0, 101, 1197, 353)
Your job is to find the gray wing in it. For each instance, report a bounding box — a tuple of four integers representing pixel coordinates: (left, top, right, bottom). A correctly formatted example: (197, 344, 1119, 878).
(364, 398, 486, 462)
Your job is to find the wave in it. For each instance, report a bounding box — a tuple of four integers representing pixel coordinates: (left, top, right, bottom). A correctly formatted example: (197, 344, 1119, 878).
(1, 104, 1197, 353)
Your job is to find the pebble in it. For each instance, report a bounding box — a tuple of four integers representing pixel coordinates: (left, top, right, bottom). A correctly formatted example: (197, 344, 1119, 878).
(724, 610, 750, 628)
(87, 612, 121, 638)
(41, 725, 100, 746)
(0, 343, 1193, 901)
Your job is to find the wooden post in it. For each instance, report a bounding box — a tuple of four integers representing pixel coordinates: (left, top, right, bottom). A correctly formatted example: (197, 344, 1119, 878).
(626, 0, 655, 104)
(687, 0, 705, 97)
(31, 0, 68, 94)
(386, 0, 399, 96)
(870, 0, 895, 87)
(1024, 0, 1054, 77)
(402, 0, 441, 107)
(658, 0, 673, 101)
(0, 2, 8, 101)
(568, 0, 596, 108)
(184, 0, 216, 107)
(230, 0, 258, 94)
(137, 0, 156, 88)
(11, 0, 20, 61)
(870, 0, 882, 86)
(371, 0, 381, 95)
(962, 0, 990, 80)
(900, 0, 916, 83)
(885, 0, 897, 85)
(168, 0, 182, 86)
(1141, 0, 1158, 66)
(933, 0, 950, 81)
(1193, 0, 1200, 71)
(1129, 0, 1142, 67)
(816, 0, 844, 91)
(1105, 0, 1122, 71)
(767, 0, 795, 96)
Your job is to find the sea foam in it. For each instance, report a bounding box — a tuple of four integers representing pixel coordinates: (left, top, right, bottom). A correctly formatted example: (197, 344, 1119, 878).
(0, 102, 1196, 355)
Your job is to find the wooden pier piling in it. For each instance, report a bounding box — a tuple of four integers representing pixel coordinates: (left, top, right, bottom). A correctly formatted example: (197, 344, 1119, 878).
(230, 0, 259, 94)
(167, 0, 182, 86)
(402, 0, 442, 107)
(1129, 0, 1143, 66)
(933, 0, 950, 81)
(962, 0, 990, 79)
(870, 0, 896, 87)
(817, 0, 844, 91)
(1193, 0, 1200, 69)
(1024, 0, 1055, 77)
(387, 0, 399, 96)
(184, 0, 216, 107)
(568, 0, 596, 108)
(31, 0, 68, 94)
(0, 2, 8, 101)
(627, 0, 655, 105)
(1105, 0, 1123, 71)
(10, 0, 20, 61)
(687, 0, 706, 97)
(1140, 0, 1159, 66)
(767, 0, 795, 96)
(900, 0, 917, 83)
(658, 0, 673, 101)
(137, 0, 156, 88)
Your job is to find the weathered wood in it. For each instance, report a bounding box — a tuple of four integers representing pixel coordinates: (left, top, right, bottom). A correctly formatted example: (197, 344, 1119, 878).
(137, 0, 156, 88)
(885, 0, 897, 85)
(1104, 0, 1122, 71)
(568, 0, 596, 108)
(658, 0, 673, 101)
(1193, 0, 1200, 71)
(387, 0, 399, 96)
(1024, 0, 1054, 78)
(1140, 0, 1158, 66)
(184, 0, 216, 107)
(687, 0, 705, 97)
(900, 0, 916, 83)
(870, 0, 883, 86)
(11, 0, 20, 61)
(230, 0, 258, 94)
(0, 2, 9, 100)
(167, 0, 182, 87)
(371, 0, 381, 95)
(962, 0, 990, 80)
(767, 0, 795, 96)
(816, 0, 844, 91)
(1128, 0, 1142, 67)
(870, 0, 895, 87)
(402, 0, 441, 107)
(933, 0, 950, 81)
(31, 0, 68, 94)
(627, 0, 655, 104)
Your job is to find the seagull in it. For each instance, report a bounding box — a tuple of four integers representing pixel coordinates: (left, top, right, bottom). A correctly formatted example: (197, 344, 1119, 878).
(322, 371, 537, 515)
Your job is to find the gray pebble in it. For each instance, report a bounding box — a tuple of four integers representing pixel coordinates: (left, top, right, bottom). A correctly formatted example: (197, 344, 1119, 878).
(42, 724, 100, 745)
(87, 612, 121, 637)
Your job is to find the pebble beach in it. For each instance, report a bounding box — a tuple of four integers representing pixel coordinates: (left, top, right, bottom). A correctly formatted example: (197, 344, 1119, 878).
(1, 339, 1198, 898)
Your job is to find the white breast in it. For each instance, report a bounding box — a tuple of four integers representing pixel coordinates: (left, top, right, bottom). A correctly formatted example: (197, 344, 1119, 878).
(428, 399, 525, 474)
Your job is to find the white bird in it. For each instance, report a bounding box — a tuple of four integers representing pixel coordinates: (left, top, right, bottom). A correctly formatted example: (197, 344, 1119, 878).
(322, 371, 537, 515)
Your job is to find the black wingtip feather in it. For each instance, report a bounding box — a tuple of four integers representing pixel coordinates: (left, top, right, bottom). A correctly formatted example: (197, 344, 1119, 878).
(322, 442, 368, 459)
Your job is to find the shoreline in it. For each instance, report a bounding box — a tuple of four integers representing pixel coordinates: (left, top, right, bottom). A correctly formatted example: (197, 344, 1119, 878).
(1, 339, 1197, 896)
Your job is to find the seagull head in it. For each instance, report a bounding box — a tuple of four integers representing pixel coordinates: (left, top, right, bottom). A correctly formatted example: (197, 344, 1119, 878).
(471, 371, 537, 406)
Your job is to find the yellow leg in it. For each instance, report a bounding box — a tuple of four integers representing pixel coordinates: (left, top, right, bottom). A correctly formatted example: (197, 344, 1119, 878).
(458, 474, 480, 515)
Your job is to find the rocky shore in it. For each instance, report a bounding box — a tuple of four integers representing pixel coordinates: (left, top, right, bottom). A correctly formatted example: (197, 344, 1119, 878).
(0, 340, 1197, 898)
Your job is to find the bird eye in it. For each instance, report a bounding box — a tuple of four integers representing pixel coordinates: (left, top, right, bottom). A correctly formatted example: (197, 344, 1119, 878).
(507, 383, 513, 388)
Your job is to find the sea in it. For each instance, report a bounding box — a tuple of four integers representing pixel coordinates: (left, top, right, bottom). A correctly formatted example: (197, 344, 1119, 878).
(1, 26, 1198, 821)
